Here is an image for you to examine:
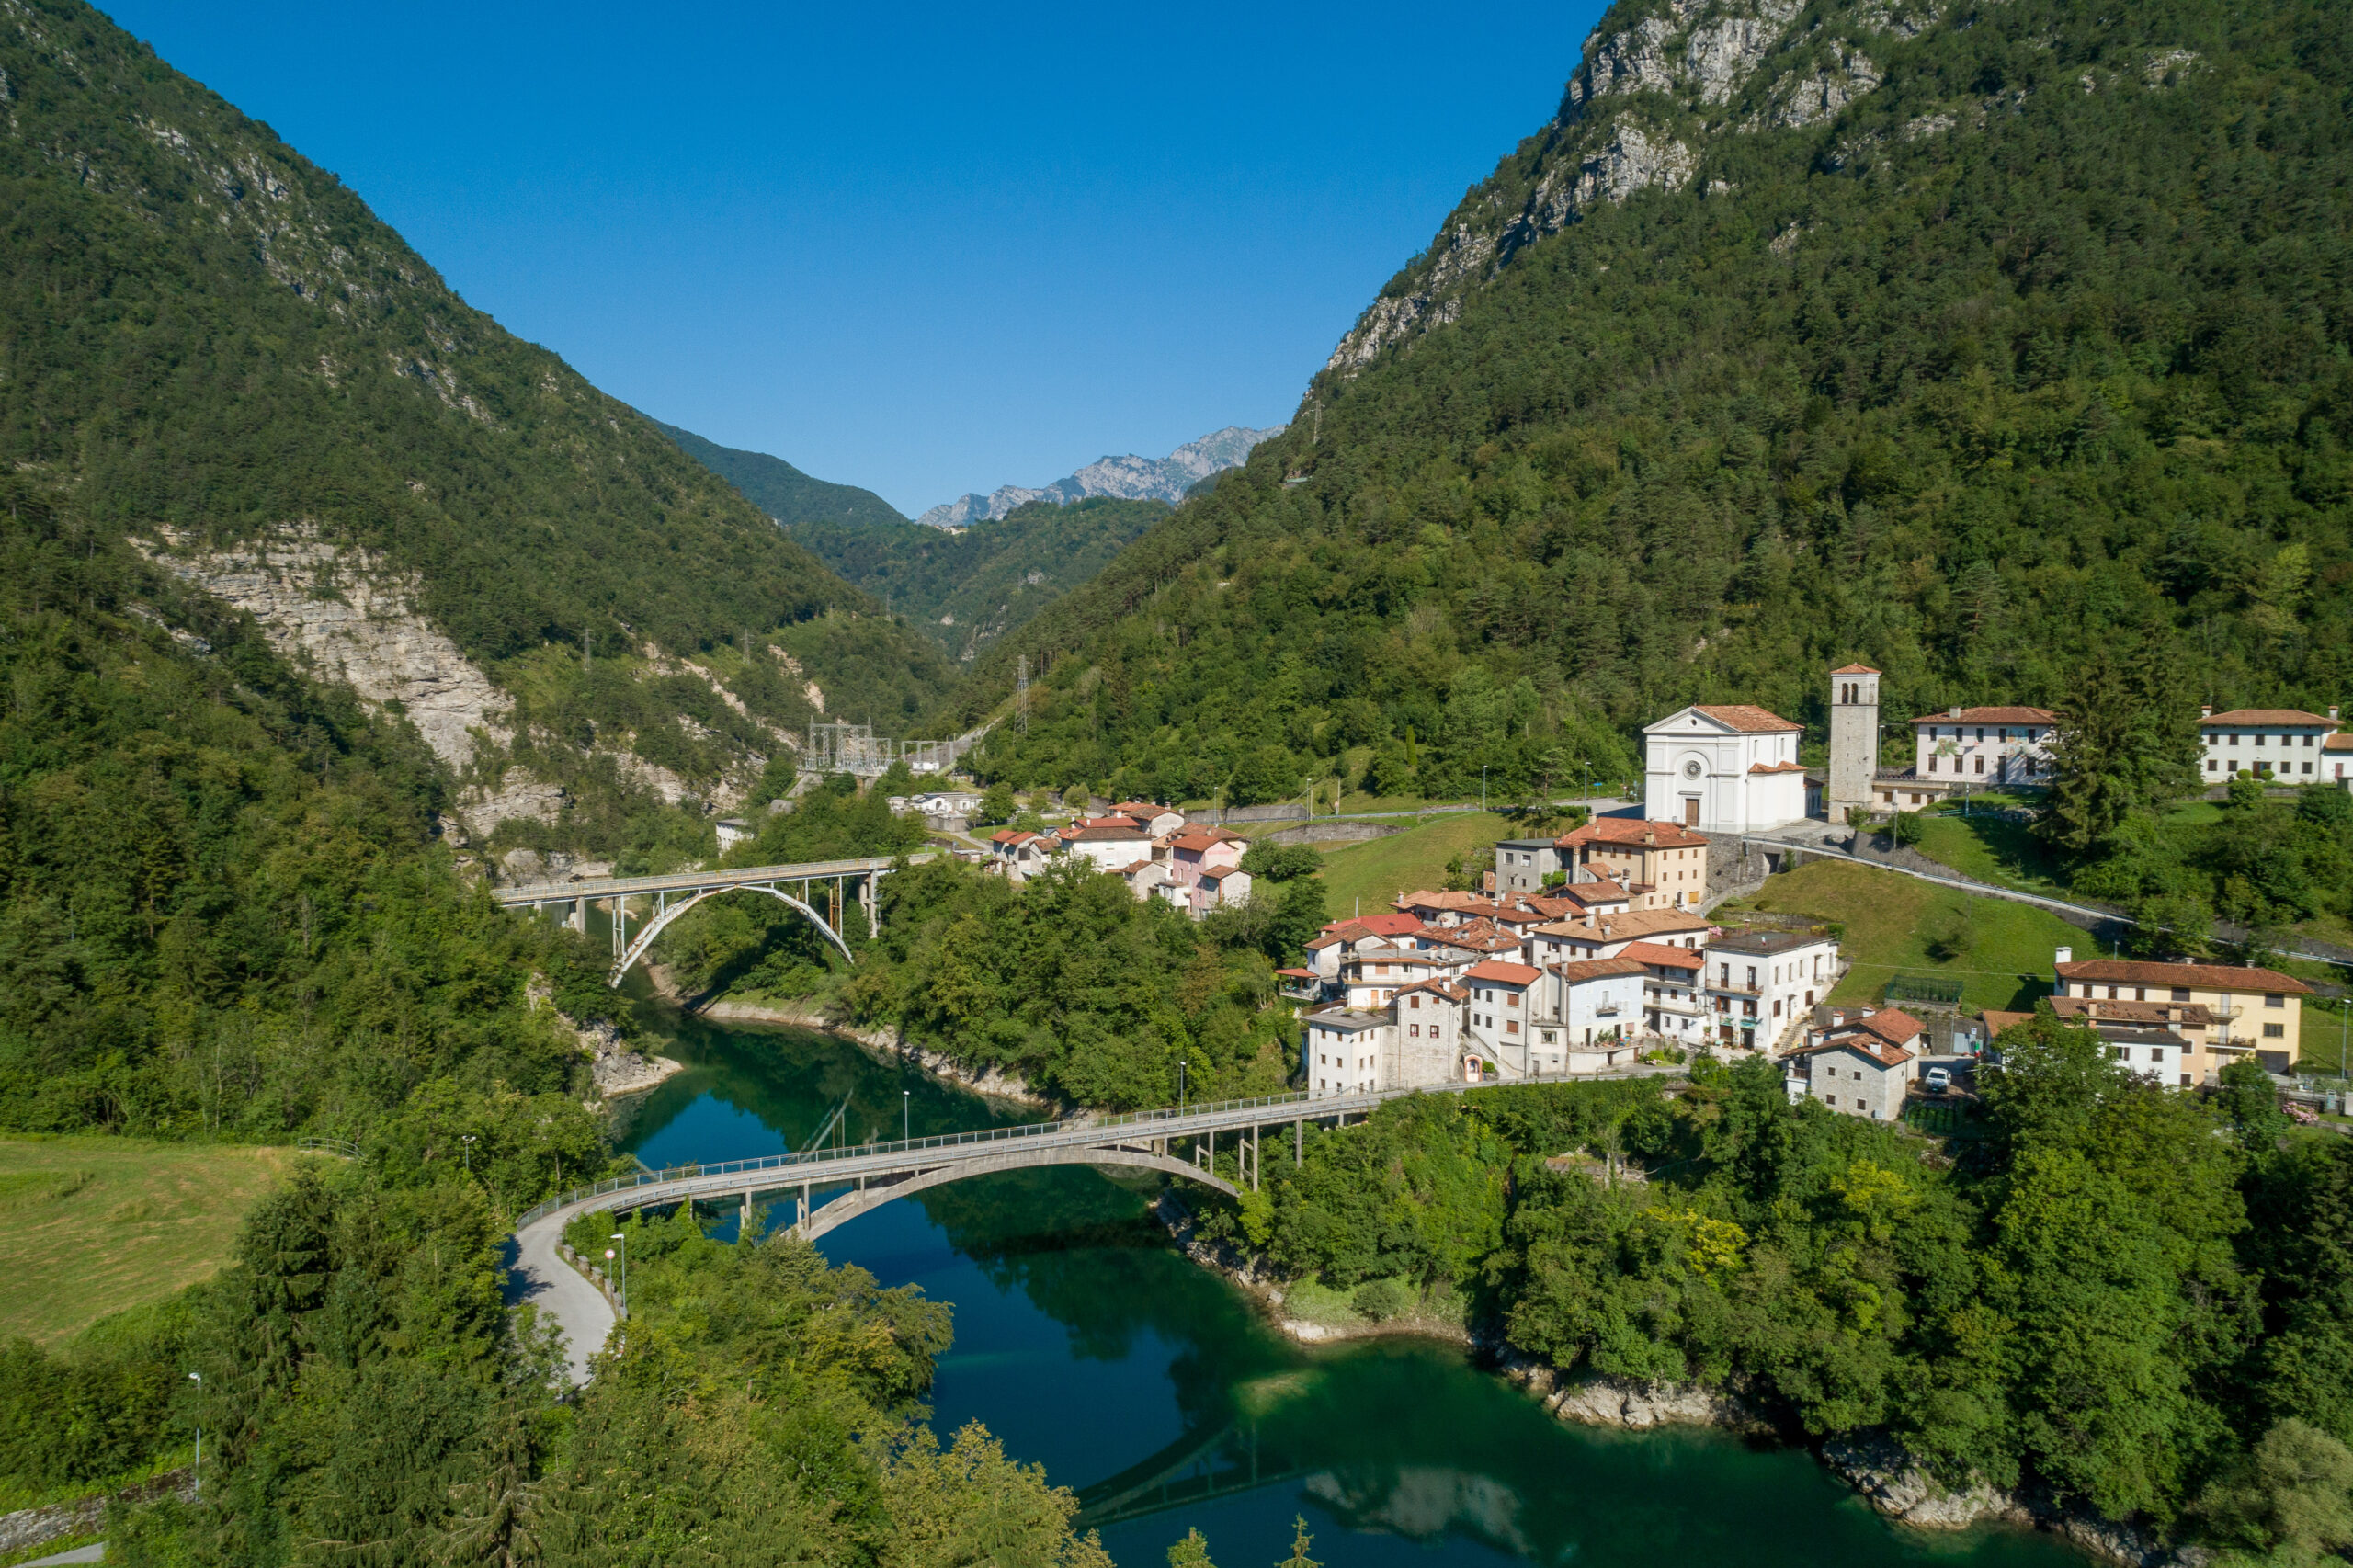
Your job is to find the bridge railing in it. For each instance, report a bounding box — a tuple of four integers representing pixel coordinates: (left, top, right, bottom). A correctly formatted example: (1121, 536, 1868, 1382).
(513, 1087, 1342, 1230)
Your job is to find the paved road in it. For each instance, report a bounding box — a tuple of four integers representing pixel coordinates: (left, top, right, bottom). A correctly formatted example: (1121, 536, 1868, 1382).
(21, 1546, 105, 1565)
(503, 1211, 614, 1387)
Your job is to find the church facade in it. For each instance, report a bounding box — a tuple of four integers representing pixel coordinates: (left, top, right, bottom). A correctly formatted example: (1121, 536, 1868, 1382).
(1642, 704, 1807, 834)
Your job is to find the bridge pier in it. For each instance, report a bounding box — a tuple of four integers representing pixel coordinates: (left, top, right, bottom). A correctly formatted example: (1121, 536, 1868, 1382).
(569, 897, 585, 934)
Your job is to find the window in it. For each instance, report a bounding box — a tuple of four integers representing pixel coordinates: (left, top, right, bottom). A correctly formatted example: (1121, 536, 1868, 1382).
(2265, 1023, 2286, 1039)
(2149, 1049, 2164, 1062)
(1824, 1095, 1836, 1108)
(2256, 733, 2268, 747)
(2306, 734, 2317, 747)
(2135, 988, 2146, 1001)
(2107, 986, 2119, 999)
(1974, 756, 1985, 774)
(1928, 756, 1938, 773)
(2266, 994, 2285, 1008)
(2208, 759, 2219, 771)
(2172, 989, 2191, 1003)
(2230, 734, 2240, 745)
(2113, 1047, 2130, 1061)
(1975, 728, 1985, 742)
(1506, 1020, 1519, 1034)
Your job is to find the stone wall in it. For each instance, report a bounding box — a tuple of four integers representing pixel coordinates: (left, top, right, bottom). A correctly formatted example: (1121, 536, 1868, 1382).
(1261, 821, 1403, 846)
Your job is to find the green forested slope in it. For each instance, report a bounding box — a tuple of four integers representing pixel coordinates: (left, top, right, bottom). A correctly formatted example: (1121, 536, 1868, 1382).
(0, 0, 955, 849)
(948, 0, 2351, 805)
(789, 496, 1172, 660)
(654, 420, 908, 528)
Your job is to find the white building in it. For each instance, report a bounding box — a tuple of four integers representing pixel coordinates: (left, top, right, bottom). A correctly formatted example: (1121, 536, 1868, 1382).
(2199, 707, 2342, 784)
(1060, 820, 1155, 870)
(1529, 909, 1711, 967)
(1305, 1008, 1393, 1097)
(1529, 958, 1646, 1072)
(1643, 704, 1807, 833)
(1906, 706, 2057, 794)
(1622, 939, 1709, 1042)
(1702, 929, 1841, 1052)
(715, 817, 754, 853)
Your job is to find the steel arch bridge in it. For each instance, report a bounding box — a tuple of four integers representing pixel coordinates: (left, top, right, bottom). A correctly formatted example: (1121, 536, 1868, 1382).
(495, 853, 937, 986)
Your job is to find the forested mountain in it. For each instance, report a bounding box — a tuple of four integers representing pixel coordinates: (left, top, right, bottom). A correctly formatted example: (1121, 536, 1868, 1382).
(0, 0, 956, 859)
(654, 419, 908, 528)
(790, 496, 1173, 661)
(944, 0, 2352, 807)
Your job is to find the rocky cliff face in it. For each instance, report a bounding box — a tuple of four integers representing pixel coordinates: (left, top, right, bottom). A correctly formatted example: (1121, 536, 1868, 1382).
(1323, 0, 1932, 373)
(914, 426, 1285, 528)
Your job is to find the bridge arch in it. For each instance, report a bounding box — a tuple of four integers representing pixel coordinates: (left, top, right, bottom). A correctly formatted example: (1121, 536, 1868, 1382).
(785, 1146, 1238, 1242)
(609, 883, 851, 987)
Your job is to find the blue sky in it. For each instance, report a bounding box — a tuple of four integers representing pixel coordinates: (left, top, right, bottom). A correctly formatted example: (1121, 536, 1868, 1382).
(101, 1, 1608, 515)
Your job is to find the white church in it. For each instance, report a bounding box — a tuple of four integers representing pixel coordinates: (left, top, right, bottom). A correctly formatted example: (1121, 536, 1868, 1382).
(1643, 703, 1809, 834)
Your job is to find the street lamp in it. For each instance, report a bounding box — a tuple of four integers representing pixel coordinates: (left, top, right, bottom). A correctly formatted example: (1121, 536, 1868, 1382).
(608, 1233, 627, 1318)
(903, 1089, 911, 1143)
(1178, 1060, 1188, 1115)
(187, 1372, 201, 1500)
(460, 1134, 476, 1175)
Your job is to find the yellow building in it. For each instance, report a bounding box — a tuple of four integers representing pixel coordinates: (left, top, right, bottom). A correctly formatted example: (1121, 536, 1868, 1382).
(2052, 949, 2310, 1082)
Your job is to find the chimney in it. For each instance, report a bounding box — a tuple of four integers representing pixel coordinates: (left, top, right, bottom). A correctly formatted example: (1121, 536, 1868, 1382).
(2200, 705, 2212, 720)
(2332, 706, 2341, 723)
(1948, 705, 1961, 719)
(2054, 946, 2073, 968)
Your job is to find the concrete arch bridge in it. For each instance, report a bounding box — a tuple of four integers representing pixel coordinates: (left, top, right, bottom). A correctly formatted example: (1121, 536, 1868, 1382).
(496, 853, 938, 986)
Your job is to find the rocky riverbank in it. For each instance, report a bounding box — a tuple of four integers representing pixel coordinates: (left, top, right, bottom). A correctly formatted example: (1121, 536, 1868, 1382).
(648, 973, 1052, 1108)
(529, 973, 684, 1103)
(1154, 1192, 2197, 1566)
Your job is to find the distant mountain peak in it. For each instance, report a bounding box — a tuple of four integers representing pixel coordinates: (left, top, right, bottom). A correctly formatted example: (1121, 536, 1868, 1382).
(914, 425, 1284, 529)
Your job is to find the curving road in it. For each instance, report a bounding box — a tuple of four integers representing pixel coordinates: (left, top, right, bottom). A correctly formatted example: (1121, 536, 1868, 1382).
(504, 1210, 614, 1387)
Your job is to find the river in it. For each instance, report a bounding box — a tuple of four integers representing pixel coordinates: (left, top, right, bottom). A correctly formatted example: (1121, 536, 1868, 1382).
(616, 996, 2081, 1568)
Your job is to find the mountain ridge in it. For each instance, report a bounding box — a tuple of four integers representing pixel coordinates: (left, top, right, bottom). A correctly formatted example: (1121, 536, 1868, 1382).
(937, 0, 2351, 816)
(653, 420, 908, 528)
(914, 425, 1285, 529)
(0, 0, 957, 855)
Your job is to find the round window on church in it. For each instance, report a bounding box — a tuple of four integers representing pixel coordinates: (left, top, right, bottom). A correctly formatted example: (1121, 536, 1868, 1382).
(1682, 759, 1702, 779)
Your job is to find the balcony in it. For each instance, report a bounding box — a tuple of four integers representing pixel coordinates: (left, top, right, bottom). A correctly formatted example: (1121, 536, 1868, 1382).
(1594, 1002, 1620, 1018)
(1708, 979, 1763, 995)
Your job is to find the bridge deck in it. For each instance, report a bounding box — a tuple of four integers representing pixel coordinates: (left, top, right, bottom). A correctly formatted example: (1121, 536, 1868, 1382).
(516, 1065, 1679, 1232)
(496, 852, 936, 906)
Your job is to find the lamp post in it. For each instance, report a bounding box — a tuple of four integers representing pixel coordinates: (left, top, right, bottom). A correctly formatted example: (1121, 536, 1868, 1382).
(1178, 1060, 1188, 1115)
(608, 1233, 627, 1318)
(460, 1133, 476, 1175)
(903, 1089, 910, 1143)
(187, 1372, 201, 1501)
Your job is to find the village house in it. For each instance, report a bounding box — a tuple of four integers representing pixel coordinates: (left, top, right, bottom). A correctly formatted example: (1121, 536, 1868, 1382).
(1642, 705, 1807, 833)
(1302, 915, 1427, 982)
(1165, 827, 1246, 889)
(2199, 707, 2344, 784)
(2050, 948, 2311, 1078)
(1784, 1008, 1923, 1119)
(986, 828, 1060, 882)
(1705, 929, 1842, 1052)
(1394, 979, 1470, 1085)
(1305, 1007, 1393, 1097)
(1108, 801, 1188, 836)
(1529, 908, 1711, 966)
(1494, 838, 1562, 894)
(1530, 882, 1633, 919)
(1883, 705, 2059, 809)
(1111, 858, 1173, 904)
(1525, 958, 1647, 1073)
(1553, 819, 1712, 909)
(1461, 960, 1541, 1077)
(1622, 939, 1709, 1042)
(2329, 730, 2353, 784)
(1191, 866, 1253, 918)
(1340, 943, 1477, 1009)
(1060, 818, 1155, 870)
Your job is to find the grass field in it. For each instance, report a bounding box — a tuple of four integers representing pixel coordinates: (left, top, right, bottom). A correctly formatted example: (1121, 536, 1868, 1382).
(1722, 858, 2088, 1015)
(1314, 812, 1517, 925)
(0, 1137, 297, 1345)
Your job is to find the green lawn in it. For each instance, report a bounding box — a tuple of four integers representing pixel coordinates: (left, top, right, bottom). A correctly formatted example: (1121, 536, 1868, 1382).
(1722, 858, 2087, 1015)
(1315, 812, 1517, 926)
(0, 1136, 296, 1344)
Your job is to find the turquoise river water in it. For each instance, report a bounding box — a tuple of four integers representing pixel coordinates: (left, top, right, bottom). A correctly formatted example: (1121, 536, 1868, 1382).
(614, 995, 2081, 1568)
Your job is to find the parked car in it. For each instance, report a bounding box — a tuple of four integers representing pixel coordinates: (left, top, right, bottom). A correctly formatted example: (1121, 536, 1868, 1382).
(1924, 1065, 1951, 1095)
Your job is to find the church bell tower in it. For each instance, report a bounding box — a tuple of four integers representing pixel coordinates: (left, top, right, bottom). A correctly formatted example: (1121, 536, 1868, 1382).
(1827, 664, 1881, 823)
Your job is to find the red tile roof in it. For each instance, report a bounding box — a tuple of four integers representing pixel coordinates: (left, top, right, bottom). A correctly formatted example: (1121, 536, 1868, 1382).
(2202, 709, 2336, 727)
(2057, 959, 2312, 994)
(1796, 1036, 1917, 1069)
(1323, 913, 1424, 937)
(1557, 819, 1710, 850)
(1169, 830, 1240, 853)
(1617, 940, 1704, 970)
(1748, 761, 1806, 775)
(1692, 704, 1802, 733)
(1550, 956, 1648, 983)
(2325, 733, 2353, 751)
(1836, 1008, 1926, 1047)
(1065, 823, 1149, 841)
(1910, 706, 2057, 725)
(1831, 664, 1881, 675)
(1465, 960, 1541, 985)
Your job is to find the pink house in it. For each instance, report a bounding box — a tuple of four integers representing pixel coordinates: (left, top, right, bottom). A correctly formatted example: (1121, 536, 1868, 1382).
(1165, 828, 1245, 888)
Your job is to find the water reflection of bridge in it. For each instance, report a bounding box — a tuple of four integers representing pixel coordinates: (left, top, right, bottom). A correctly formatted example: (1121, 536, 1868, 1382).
(1074, 1421, 1308, 1530)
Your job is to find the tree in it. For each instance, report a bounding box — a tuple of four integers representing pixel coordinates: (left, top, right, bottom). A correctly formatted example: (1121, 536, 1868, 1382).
(1276, 1516, 1320, 1568)
(1226, 747, 1302, 809)
(1240, 843, 1323, 881)
(756, 751, 798, 805)
(1166, 1528, 1217, 1568)
(978, 782, 1017, 825)
(2036, 649, 2202, 858)
(2199, 1420, 2353, 1559)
